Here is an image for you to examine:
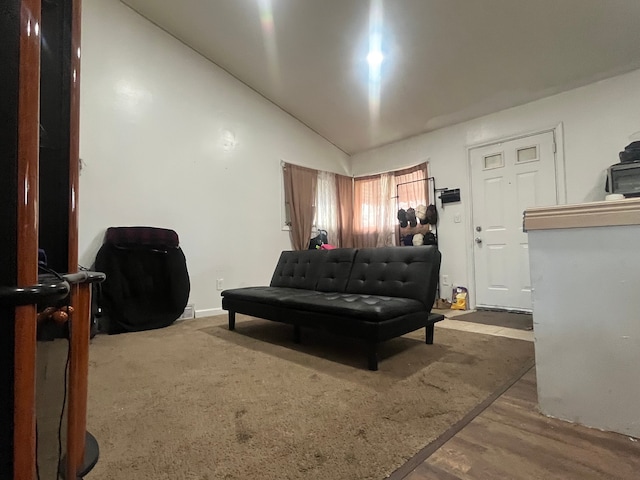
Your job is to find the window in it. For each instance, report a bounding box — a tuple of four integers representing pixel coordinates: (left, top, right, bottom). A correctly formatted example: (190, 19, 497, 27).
(283, 162, 428, 249)
(280, 163, 292, 230)
(352, 173, 395, 247)
(395, 164, 429, 211)
(353, 164, 428, 248)
(314, 170, 339, 246)
(517, 146, 539, 163)
(484, 153, 504, 170)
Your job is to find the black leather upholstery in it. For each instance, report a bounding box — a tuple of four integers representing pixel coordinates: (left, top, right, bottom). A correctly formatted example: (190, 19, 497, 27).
(221, 246, 444, 369)
(221, 286, 314, 307)
(269, 250, 320, 290)
(280, 292, 424, 321)
(345, 246, 441, 308)
(269, 248, 356, 291)
(314, 248, 357, 292)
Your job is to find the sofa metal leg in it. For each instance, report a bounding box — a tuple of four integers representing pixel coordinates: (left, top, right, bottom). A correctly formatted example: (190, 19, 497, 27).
(426, 324, 434, 344)
(293, 324, 301, 343)
(229, 311, 236, 331)
(367, 342, 379, 371)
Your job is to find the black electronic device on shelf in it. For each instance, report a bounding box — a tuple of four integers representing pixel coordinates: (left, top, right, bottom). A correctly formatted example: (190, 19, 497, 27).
(605, 140, 640, 198)
(606, 162, 640, 197)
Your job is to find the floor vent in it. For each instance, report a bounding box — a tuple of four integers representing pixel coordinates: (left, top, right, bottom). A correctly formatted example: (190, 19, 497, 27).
(178, 304, 195, 320)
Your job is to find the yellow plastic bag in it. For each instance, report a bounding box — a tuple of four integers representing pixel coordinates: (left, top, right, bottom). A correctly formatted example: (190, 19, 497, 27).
(450, 287, 468, 310)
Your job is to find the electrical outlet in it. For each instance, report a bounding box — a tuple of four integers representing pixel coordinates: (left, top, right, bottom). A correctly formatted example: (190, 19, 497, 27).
(442, 275, 449, 285)
(216, 278, 224, 290)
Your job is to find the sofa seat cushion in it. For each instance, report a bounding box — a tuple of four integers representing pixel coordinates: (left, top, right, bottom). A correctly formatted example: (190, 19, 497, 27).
(282, 292, 425, 322)
(221, 286, 316, 307)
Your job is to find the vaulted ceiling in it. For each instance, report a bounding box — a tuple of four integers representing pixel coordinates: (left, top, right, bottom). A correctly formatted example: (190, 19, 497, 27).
(123, 0, 640, 154)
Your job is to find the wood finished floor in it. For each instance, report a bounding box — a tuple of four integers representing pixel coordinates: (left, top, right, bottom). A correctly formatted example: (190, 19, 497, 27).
(402, 368, 640, 480)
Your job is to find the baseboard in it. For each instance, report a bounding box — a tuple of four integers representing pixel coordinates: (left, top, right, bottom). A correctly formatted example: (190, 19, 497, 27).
(195, 307, 224, 318)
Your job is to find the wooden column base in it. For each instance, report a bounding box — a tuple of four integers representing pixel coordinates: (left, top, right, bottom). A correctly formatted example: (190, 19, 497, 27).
(60, 431, 99, 479)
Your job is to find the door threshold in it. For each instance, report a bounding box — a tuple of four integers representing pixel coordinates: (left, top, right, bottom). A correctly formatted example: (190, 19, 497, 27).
(475, 306, 532, 314)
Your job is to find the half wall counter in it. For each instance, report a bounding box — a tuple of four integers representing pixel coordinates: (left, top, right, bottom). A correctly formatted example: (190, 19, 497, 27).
(524, 198, 640, 438)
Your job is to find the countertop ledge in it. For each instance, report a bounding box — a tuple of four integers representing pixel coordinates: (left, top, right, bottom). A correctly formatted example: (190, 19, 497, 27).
(524, 198, 640, 231)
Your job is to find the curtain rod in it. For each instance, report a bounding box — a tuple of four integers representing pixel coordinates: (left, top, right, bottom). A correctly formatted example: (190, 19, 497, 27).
(352, 161, 428, 179)
(280, 160, 427, 178)
(395, 178, 427, 187)
(280, 159, 349, 177)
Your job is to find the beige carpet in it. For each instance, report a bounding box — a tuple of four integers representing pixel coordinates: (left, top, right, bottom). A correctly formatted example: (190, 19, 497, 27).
(86, 315, 534, 480)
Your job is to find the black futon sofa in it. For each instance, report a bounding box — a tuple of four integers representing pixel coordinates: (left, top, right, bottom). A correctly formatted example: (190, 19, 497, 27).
(221, 245, 444, 370)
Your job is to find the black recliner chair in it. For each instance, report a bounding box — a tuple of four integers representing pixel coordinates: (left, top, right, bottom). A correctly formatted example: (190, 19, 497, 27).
(94, 226, 190, 334)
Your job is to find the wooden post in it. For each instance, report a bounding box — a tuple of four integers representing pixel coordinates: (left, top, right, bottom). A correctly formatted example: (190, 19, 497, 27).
(14, 1, 42, 478)
(66, 0, 86, 477)
(66, 283, 91, 478)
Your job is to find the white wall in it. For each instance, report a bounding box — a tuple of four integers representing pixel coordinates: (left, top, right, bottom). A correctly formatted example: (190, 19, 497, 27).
(528, 225, 640, 438)
(351, 69, 640, 301)
(79, 0, 349, 316)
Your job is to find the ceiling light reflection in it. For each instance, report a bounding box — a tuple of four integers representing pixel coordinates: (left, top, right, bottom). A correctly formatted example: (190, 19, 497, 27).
(367, 50, 384, 68)
(367, 0, 384, 130)
(258, 0, 281, 91)
(220, 129, 238, 152)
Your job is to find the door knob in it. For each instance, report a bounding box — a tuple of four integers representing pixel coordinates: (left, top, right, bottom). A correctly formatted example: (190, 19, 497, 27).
(475, 237, 482, 244)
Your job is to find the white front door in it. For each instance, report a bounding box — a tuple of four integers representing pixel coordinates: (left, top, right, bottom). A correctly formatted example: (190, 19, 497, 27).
(470, 131, 557, 311)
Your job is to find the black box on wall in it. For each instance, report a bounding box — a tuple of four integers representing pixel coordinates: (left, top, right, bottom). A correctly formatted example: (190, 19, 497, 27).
(440, 188, 461, 204)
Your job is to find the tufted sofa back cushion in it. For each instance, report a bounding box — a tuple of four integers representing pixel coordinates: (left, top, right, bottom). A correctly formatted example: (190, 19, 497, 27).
(269, 249, 357, 291)
(315, 248, 357, 292)
(345, 246, 441, 308)
(269, 250, 322, 290)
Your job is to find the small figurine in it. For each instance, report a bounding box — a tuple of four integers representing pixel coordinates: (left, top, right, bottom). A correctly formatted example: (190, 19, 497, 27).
(37, 305, 74, 324)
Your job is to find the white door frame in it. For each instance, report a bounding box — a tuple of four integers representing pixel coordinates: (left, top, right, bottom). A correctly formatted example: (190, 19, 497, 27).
(464, 123, 567, 310)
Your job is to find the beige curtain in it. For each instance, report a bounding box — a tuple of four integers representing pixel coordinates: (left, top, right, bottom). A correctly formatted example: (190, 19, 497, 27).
(353, 173, 395, 248)
(394, 163, 429, 210)
(283, 163, 318, 250)
(335, 174, 354, 247)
